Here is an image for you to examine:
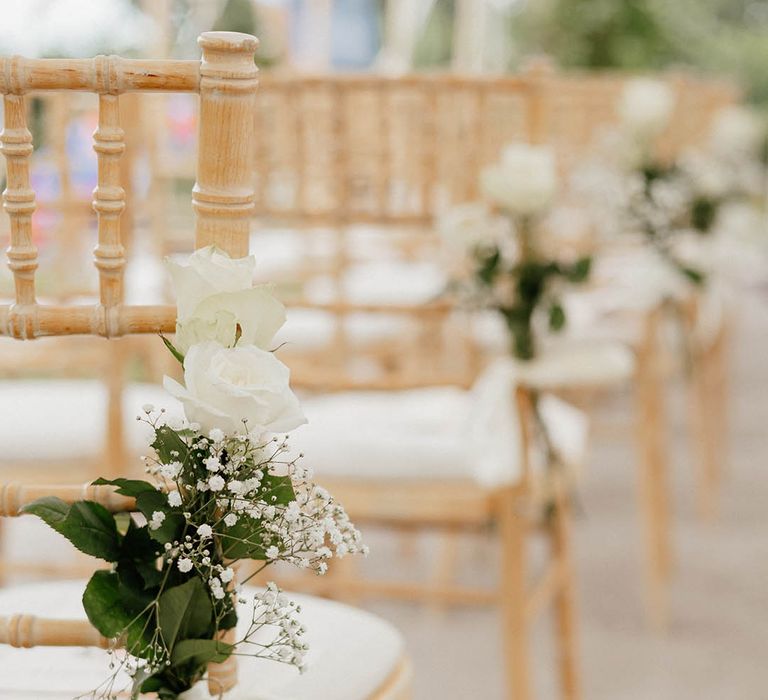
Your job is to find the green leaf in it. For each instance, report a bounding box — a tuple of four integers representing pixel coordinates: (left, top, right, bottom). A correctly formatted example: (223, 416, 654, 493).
(92, 477, 156, 498)
(220, 517, 267, 560)
(258, 473, 295, 506)
(549, 302, 566, 332)
(20, 496, 68, 526)
(171, 639, 233, 667)
(691, 196, 717, 233)
(566, 257, 592, 283)
(158, 578, 213, 649)
(476, 246, 501, 285)
(160, 334, 185, 367)
(151, 425, 189, 465)
(83, 570, 135, 638)
(680, 265, 706, 286)
(135, 490, 185, 544)
(23, 498, 122, 562)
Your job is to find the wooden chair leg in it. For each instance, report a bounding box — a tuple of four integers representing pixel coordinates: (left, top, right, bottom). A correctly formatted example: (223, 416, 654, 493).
(428, 530, 461, 613)
(634, 335, 672, 629)
(550, 486, 580, 700)
(498, 489, 532, 700)
(688, 341, 715, 520)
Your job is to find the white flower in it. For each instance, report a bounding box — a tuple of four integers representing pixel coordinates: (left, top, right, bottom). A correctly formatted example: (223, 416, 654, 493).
(619, 78, 675, 139)
(166, 246, 286, 354)
(197, 524, 213, 538)
(208, 475, 225, 492)
(149, 511, 165, 531)
(167, 491, 182, 507)
(209, 577, 226, 600)
(228, 480, 244, 494)
(266, 545, 280, 559)
(223, 513, 238, 527)
(177, 557, 193, 573)
(208, 428, 225, 443)
(220, 566, 235, 583)
(284, 501, 300, 523)
(164, 341, 306, 435)
(159, 461, 182, 480)
(438, 202, 503, 249)
(480, 144, 557, 215)
(204, 456, 221, 472)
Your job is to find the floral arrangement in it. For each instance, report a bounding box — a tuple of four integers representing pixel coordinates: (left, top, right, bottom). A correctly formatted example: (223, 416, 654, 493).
(441, 144, 591, 360)
(23, 247, 365, 700)
(576, 80, 766, 286)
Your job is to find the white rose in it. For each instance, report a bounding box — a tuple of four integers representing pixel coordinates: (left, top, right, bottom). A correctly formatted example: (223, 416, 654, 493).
(618, 78, 675, 139)
(163, 341, 306, 435)
(167, 246, 286, 354)
(480, 144, 557, 215)
(438, 202, 500, 249)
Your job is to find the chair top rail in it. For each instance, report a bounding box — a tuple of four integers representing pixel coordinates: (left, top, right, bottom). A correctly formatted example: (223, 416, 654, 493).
(0, 57, 201, 95)
(258, 72, 531, 90)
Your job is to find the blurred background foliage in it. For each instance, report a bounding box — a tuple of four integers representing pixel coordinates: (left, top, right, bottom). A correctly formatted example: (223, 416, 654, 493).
(511, 0, 768, 104)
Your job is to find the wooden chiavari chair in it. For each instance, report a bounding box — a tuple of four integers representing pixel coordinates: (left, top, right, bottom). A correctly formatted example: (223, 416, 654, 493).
(0, 31, 410, 700)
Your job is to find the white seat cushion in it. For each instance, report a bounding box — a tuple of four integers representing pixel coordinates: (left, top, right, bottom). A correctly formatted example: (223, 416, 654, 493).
(275, 308, 414, 351)
(0, 380, 179, 461)
(295, 364, 589, 487)
(0, 580, 404, 700)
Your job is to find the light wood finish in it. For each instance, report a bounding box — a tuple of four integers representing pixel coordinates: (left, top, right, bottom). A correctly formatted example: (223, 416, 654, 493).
(0, 31, 276, 699)
(633, 308, 672, 629)
(0, 614, 109, 649)
(0, 481, 135, 516)
(683, 296, 730, 520)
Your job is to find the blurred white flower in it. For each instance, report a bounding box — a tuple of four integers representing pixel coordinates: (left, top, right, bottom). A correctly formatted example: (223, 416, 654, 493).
(710, 106, 764, 158)
(619, 78, 675, 139)
(164, 341, 306, 436)
(480, 144, 558, 215)
(438, 202, 500, 249)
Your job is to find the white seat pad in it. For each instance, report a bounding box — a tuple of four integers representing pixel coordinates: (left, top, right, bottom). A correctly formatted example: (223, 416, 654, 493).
(0, 380, 178, 461)
(0, 580, 404, 700)
(295, 368, 589, 487)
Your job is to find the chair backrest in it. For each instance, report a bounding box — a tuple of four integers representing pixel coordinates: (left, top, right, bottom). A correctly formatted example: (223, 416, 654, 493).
(0, 30, 260, 695)
(0, 31, 259, 341)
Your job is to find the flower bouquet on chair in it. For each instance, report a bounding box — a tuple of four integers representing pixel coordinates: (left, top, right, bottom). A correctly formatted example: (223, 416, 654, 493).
(577, 78, 766, 289)
(22, 247, 366, 700)
(440, 143, 592, 361)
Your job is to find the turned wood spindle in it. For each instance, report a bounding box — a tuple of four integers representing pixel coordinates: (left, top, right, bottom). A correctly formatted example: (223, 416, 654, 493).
(92, 57, 127, 337)
(193, 31, 259, 257)
(1, 84, 38, 338)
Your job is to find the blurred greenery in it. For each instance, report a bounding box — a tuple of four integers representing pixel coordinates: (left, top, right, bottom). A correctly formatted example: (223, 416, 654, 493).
(514, 0, 768, 104)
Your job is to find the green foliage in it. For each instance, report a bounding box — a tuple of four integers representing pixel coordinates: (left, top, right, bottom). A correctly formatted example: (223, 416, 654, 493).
(514, 0, 680, 70)
(160, 335, 185, 367)
(83, 570, 138, 639)
(22, 498, 121, 562)
(171, 639, 234, 667)
(151, 426, 190, 465)
(691, 196, 718, 232)
(135, 489, 185, 545)
(474, 248, 592, 360)
(158, 578, 213, 649)
(92, 477, 157, 498)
